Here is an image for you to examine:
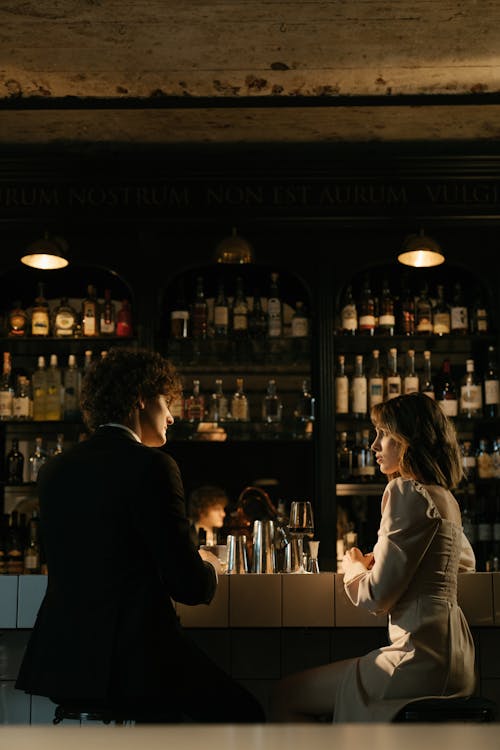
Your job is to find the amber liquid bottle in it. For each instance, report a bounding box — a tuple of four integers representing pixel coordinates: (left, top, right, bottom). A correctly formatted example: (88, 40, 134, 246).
(82, 284, 99, 336)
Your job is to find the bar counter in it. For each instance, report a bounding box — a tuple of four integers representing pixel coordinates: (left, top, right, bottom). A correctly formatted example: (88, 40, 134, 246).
(1, 573, 500, 724)
(2, 723, 500, 750)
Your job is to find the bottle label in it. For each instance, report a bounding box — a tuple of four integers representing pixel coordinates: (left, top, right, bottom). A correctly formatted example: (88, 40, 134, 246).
(403, 376, 419, 394)
(0, 392, 13, 418)
(439, 398, 458, 417)
(451, 307, 468, 332)
(13, 397, 30, 418)
(475, 310, 488, 332)
(100, 317, 115, 335)
(485, 380, 500, 405)
(268, 317, 282, 337)
(233, 313, 248, 331)
(55, 311, 75, 336)
(83, 314, 96, 336)
(378, 314, 395, 327)
(417, 317, 433, 333)
(171, 311, 189, 321)
(32, 311, 50, 336)
(369, 379, 384, 407)
(462, 456, 477, 468)
(341, 305, 358, 331)
(433, 314, 451, 335)
(359, 315, 375, 330)
(386, 377, 402, 399)
(352, 380, 367, 415)
(291, 318, 309, 337)
(214, 306, 229, 326)
(231, 398, 249, 421)
(460, 385, 483, 411)
(335, 378, 349, 414)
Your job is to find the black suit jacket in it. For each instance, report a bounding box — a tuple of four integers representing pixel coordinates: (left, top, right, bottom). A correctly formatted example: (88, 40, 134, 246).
(16, 426, 217, 701)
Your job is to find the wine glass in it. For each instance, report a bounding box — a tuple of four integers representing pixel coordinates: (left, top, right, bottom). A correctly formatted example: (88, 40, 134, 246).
(288, 500, 314, 573)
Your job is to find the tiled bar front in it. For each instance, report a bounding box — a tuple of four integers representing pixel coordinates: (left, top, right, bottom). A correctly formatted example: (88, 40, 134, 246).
(1, 573, 500, 723)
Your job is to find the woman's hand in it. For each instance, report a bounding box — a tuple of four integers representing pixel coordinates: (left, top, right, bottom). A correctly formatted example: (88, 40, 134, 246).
(343, 547, 375, 570)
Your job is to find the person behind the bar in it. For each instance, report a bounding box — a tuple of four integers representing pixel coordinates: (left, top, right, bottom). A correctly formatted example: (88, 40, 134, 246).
(188, 484, 228, 547)
(16, 347, 265, 723)
(270, 392, 476, 723)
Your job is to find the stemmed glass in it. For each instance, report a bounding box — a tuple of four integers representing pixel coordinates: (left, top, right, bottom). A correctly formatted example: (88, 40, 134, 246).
(288, 500, 314, 573)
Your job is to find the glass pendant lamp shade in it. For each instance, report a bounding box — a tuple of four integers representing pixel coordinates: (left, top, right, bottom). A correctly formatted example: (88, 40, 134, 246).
(398, 230, 445, 268)
(21, 234, 69, 270)
(214, 227, 254, 264)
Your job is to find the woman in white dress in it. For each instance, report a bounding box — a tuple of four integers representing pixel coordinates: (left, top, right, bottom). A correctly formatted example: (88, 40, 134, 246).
(271, 392, 476, 722)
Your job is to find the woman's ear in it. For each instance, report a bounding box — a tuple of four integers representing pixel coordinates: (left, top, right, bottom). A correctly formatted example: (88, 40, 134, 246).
(138, 397, 145, 410)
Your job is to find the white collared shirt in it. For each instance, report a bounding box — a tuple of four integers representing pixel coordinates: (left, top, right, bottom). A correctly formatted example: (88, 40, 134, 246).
(99, 422, 142, 443)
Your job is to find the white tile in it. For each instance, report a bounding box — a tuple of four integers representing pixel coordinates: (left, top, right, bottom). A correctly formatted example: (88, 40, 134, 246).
(282, 573, 334, 627)
(0, 681, 30, 724)
(0, 577, 18, 629)
(17, 576, 47, 629)
(229, 575, 282, 627)
(458, 573, 494, 626)
(177, 575, 228, 627)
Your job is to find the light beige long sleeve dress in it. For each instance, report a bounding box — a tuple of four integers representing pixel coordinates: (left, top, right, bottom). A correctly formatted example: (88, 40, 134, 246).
(335, 476, 476, 722)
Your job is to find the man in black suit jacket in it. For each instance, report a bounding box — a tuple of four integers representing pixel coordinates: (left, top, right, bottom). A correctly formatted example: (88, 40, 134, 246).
(16, 348, 265, 723)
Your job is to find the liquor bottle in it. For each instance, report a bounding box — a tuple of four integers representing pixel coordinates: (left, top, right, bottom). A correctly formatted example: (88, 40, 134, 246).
(351, 354, 368, 418)
(336, 431, 352, 482)
(116, 299, 133, 337)
(248, 289, 267, 340)
(460, 358, 483, 417)
(476, 438, 493, 479)
(100, 288, 116, 335)
(29, 436, 47, 482)
(170, 282, 190, 339)
(435, 358, 458, 417)
(358, 274, 375, 336)
(231, 276, 249, 338)
(31, 281, 50, 337)
(415, 284, 433, 335)
(460, 440, 477, 482)
(83, 349, 93, 373)
(367, 349, 384, 409)
(81, 284, 99, 336)
(483, 345, 499, 418)
(377, 277, 395, 336)
(23, 511, 41, 574)
(13, 375, 32, 420)
(213, 280, 229, 338)
(492, 438, 500, 479)
(421, 350, 435, 399)
(185, 379, 205, 421)
(208, 378, 229, 421)
(7, 300, 28, 337)
(339, 284, 358, 335)
(355, 429, 376, 482)
(6, 438, 24, 485)
(267, 272, 283, 338)
(386, 347, 402, 400)
(291, 301, 309, 338)
(6, 511, 24, 575)
(403, 349, 419, 394)
(45, 353, 62, 421)
(470, 287, 489, 335)
(397, 274, 415, 336)
(432, 284, 451, 336)
(293, 378, 315, 439)
(0, 351, 14, 420)
(32, 355, 48, 421)
(335, 354, 349, 415)
(52, 298, 76, 338)
(262, 379, 283, 422)
(450, 281, 468, 335)
(191, 276, 208, 339)
(169, 390, 184, 421)
(63, 354, 81, 421)
(231, 377, 250, 421)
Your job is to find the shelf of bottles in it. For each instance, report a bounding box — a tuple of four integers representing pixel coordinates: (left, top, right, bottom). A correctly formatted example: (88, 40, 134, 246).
(162, 265, 314, 442)
(333, 263, 500, 571)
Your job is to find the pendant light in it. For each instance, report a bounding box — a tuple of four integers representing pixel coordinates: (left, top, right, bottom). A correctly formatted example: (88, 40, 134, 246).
(398, 229, 445, 268)
(21, 233, 69, 270)
(214, 227, 254, 264)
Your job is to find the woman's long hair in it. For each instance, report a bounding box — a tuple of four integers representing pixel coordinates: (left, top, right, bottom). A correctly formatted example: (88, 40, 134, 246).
(371, 392, 464, 489)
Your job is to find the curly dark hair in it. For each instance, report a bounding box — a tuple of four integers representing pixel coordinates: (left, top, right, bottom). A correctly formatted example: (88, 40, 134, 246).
(188, 485, 229, 524)
(80, 347, 182, 431)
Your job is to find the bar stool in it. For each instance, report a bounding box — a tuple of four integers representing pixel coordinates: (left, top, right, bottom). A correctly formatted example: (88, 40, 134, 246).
(393, 695, 498, 723)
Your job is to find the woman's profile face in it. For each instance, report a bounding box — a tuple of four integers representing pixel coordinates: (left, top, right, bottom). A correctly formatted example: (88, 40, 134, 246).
(371, 426, 402, 476)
